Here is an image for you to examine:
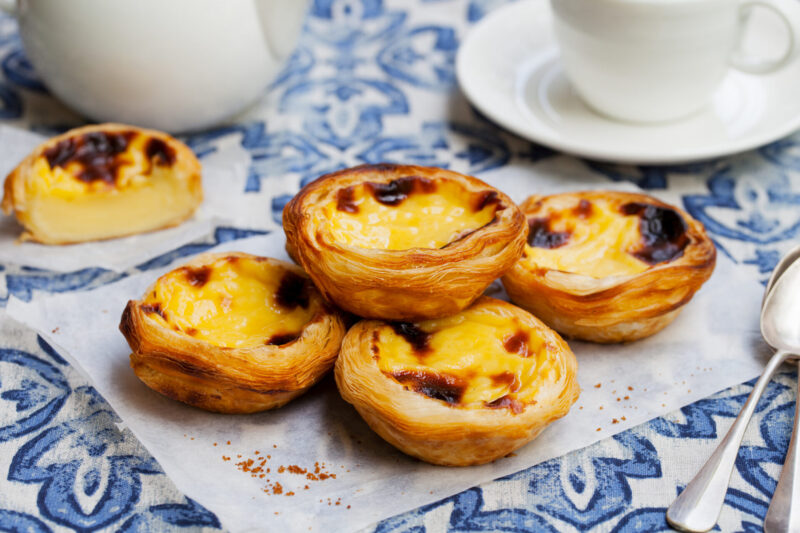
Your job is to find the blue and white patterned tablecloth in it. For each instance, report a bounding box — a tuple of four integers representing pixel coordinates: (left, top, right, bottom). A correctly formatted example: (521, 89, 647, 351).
(1, 1, 800, 531)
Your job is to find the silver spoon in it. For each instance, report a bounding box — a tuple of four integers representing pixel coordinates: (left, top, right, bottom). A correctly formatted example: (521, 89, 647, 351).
(762, 258, 800, 533)
(667, 250, 800, 532)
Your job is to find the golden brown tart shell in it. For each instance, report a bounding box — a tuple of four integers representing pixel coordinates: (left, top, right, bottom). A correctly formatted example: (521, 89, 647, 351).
(2, 123, 202, 244)
(283, 163, 527, 321)
(335, 296, 580, 466)
(502, 191, 716, 343)
(120, 252, 346, 414)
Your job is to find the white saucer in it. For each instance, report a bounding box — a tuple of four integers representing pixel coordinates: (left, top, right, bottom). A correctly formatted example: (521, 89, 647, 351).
(456, 0, 800, 165)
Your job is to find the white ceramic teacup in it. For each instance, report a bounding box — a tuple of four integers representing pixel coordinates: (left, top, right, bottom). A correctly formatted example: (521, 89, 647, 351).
(0, 0, 309, 132)
(550, 0, 797, 124)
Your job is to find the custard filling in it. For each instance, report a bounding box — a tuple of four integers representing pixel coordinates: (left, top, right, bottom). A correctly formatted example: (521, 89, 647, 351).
(320, 177, 500, 250)
(373, 303, 556, 411)
(521, 197, 688, 278)
(21, 130, 198, 242)
(140, 256, 317, 348)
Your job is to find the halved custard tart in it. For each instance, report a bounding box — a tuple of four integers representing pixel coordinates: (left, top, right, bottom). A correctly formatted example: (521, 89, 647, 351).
(283, 163, 527, 321)
(335, 296, 579, 466)
(120, 252, 346, 414)
(2, 123, 202, 244)
(502, 191, 716, 343)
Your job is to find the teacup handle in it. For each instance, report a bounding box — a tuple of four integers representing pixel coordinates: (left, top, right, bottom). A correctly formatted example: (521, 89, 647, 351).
(731, 0, 796, 74)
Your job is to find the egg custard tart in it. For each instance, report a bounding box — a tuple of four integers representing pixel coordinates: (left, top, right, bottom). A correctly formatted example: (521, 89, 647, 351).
(120, 252, 346, 414)
(283, 164, 527, 321)
(2, 123, 202, 244)
(502, 191, 716, 343)
(335, 296, 579, 466)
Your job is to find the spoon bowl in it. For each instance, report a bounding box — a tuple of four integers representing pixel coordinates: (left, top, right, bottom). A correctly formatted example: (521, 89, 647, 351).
(762, 258, 800, 352)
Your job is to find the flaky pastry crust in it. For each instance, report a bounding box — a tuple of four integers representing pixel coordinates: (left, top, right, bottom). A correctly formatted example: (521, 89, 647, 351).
(335, 296, 580, 466)
(283, 163, 526, 321)
(2, 123, 202, 244)
(119, 252, 346, 414)
(502, 191, 716, 343)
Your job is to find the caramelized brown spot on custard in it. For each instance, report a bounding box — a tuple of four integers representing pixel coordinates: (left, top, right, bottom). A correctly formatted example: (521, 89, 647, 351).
(44, 130, 136, 185)
(490, 372, 521, 392)
(140, 302, 165, 320)
(145, 137, 176, 166)
(473, 190, 502, 212)
(185, 327, 198, 336)
(503, 331, 530, 357)
(336, 186, 359, 213)
(182, 265, 212, 288)
(573, 199, 593, 218)
(275, 271, 310, 310)
(365, 176, 436, 206)
(621, 202, 690, 265)
(527, 217, 571, 249)
(266, 333, 299, 346)
(389, 369, 466, 404)
(371, 331, 381, 357)
(485, 395, 524, 414)
(390, 322, 431, 354)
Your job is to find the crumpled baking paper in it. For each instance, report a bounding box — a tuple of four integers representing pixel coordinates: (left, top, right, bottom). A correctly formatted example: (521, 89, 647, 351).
(7, 209, 769, 533)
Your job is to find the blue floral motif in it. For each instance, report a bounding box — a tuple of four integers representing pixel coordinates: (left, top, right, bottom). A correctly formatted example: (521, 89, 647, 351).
(649, 377, 787, 439)
(359, 122, 510, 173)
(0, 80, 22, 119)
(587, 161, 721, 190)
(0, 347, 69, 442)
(522, 432, 661, 529)
(736, 401, 794, 500)
(186, 121, 332, 193)
(609, 508, 671, 532)
(3, 267, 121, 305)
(377, 26, 458, 90)
(8, 387, 164, 530)
(118, 498, 221, 532)
(0, 510, 52, 533)
(683, 164, 800, 245)
(2, 46, 47, 92)
(743, 249, 784, 276)
(241, 123, 331, 191)
(759, 131, 800, 171)
(270, 46, 316, 89)
(281, 77, 409, 150)
(306, 0, 406, 47)
(466, 0, 515, 22)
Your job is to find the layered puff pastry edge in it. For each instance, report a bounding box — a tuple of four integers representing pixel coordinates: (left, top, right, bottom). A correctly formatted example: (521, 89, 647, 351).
(502, 191, 716, 343)
(335, 296, 580, 466)
(120, 252, 346, 414)
(283, 163, 527, 321)
(2, 123, 202, 244)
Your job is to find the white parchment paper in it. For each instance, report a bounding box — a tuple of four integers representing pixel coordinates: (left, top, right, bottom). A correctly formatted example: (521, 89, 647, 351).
(7, 224, 770, 533)
(0, 126, 253, 272)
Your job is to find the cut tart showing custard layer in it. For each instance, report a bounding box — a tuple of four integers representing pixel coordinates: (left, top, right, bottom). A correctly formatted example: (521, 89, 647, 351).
(2, 123, 202, 244)
(502, 191, 716, 343)
(120, 252, 346, 414)
(335, 296, 579, 466)
(283, 163, 527, 321)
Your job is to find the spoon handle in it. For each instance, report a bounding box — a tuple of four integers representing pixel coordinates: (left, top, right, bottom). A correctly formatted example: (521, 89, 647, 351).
(667, 350, 792, 532)
(764, 360, 800, 533)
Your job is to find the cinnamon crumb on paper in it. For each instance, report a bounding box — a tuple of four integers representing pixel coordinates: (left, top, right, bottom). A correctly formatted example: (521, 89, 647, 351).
(594, 383, 601, 388)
